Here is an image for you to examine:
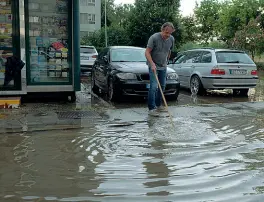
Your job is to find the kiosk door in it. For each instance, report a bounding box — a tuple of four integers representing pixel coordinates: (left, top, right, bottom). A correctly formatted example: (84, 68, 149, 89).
(0, 0, 21, 91)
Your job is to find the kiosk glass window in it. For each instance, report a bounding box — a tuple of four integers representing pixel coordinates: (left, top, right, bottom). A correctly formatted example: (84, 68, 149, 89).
(27, 0, 71, 83)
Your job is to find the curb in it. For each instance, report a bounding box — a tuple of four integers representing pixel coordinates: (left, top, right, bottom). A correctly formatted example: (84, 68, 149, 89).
(80, 83, 115, 109)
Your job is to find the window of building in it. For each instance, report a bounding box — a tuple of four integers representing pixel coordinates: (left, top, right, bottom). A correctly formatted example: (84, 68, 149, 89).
(80, 0, 95, 6)
(80, 13, 96, 24)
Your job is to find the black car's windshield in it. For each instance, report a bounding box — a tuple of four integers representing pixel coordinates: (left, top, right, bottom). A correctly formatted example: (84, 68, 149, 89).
(216, 51, 254, 64)
(111, 48, 147, 62)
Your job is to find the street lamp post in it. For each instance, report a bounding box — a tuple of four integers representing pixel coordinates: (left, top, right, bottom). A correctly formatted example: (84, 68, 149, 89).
(105, 0, 108, 47)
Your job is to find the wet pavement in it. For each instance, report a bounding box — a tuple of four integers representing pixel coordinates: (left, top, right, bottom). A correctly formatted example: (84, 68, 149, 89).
(108, 77, 264, 109)
(0, 75, 264, 201)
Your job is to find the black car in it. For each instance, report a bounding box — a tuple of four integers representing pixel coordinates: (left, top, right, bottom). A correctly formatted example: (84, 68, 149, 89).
(91, 46, 180, 101)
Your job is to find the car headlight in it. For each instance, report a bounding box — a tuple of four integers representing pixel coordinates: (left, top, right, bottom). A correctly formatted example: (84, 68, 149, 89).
(116, 73, 137, 80)
(167, 73, 179, 80)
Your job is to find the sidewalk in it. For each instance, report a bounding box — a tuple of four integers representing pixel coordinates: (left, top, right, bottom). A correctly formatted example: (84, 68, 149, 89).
(1, 78, 264, 134)
(0, 83, 112, 134)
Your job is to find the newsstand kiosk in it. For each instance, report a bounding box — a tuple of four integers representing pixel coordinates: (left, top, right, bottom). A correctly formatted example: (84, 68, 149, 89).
(0, 0, 80, 102)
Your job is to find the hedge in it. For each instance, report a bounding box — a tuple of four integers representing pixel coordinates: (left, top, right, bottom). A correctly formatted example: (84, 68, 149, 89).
(255, 62, 264, 71)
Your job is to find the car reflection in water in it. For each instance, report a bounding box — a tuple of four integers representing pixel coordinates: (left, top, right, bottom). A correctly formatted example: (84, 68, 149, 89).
(91, 46, 180, 101)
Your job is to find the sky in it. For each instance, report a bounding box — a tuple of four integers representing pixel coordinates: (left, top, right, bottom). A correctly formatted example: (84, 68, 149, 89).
(114, 0, 202, 16)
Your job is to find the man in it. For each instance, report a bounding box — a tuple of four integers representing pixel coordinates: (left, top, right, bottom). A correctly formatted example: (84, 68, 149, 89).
(145, 22, 175, 116)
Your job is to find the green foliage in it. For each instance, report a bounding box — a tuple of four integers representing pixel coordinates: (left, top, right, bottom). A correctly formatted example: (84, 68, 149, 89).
(91, 0, 182, 50)
(85, 0, 264, 57)
(194, 0, 221, 44)
(101, 0, 134, 28)
(255, 62, 264, 71)
(81, 26, 131, 49)
(232, 18, 264, 60)
(113, 4, 134, 28)
(178, 40, 228, 52)
(178, 42, 203, 51)
(207, 41, 228, 48)
(126, 0, 182, 48)
(181, 15, 197, 43)
(218, 0, 263, 42)
(101, 0, 115, 27)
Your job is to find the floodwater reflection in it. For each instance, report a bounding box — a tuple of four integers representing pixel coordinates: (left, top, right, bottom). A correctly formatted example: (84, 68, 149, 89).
(1, 105, 264, 201)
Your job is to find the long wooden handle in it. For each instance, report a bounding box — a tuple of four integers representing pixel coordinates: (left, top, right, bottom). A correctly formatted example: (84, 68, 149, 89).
(153, 71, 175, 128)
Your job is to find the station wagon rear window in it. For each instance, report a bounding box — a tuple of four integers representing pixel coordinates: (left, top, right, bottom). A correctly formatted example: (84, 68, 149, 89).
(216, 51, 254, 64)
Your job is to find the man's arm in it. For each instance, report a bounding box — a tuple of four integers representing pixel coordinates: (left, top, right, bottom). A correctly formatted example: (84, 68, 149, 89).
(145, 47, 155, 67)
(167, 50, 171, 61)
(145, 35, 156, 71)
(167, 37, 174, 63)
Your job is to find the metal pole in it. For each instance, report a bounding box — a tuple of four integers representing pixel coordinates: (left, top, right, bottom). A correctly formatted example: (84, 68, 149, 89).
(104, 0, 108, 47)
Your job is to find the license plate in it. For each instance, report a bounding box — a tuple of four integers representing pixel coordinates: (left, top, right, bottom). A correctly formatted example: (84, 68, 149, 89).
(146, 83, 150, 89)
(230, 69, 247, 75)
(81, 56, 89, 60)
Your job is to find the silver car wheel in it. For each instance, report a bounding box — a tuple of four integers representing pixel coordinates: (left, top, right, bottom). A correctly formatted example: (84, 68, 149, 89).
(190, 76, 200, 95)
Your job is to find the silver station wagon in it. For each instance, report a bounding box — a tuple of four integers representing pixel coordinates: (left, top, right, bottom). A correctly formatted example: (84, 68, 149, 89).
(168, 48, 258, 96)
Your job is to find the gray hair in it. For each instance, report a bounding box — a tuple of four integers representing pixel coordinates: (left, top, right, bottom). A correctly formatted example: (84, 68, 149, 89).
(161, 22, 175, 31)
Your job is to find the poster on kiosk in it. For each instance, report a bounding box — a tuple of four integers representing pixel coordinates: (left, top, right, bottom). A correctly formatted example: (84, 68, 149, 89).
(0, 0, 80, 101)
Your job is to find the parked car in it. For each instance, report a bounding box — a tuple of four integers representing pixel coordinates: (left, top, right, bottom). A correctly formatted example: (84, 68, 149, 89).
(168, 48, 258, 96)
(80, 45, 98, 72)
(91, 46, 180, 101)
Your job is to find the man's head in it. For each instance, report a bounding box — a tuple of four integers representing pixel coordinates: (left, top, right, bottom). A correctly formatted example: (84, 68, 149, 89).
(160, 22, 175, 40)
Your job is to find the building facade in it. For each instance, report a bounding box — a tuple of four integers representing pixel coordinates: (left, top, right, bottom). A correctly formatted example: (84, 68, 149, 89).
(79, 0, 101, 39)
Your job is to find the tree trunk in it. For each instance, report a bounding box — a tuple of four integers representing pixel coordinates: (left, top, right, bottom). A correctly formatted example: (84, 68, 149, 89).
(251, 50, 255, 61)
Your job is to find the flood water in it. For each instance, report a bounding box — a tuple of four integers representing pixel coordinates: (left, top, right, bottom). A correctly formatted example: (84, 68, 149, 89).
(1, 105, 264, 202)
(0, 76, 264, 201)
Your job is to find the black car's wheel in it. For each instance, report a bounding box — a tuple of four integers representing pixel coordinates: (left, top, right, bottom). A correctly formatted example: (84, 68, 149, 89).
(190, 75, 205, 95)
(108, 77, 120, 101)
(91, 71, 99, 94)
(233, 89, 249, 97)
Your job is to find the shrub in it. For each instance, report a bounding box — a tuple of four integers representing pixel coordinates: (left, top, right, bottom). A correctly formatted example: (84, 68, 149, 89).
(255, 62, 264, 71)
(178, 42, 203, 51)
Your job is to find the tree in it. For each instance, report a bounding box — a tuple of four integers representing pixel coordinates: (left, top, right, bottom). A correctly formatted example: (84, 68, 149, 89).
(113, 4, 134, 28)
(101, 0, 116, 27)
(81, 26, 131, 49)
(181, 15, 197, 43)
(218, 0, 263, 42)
(232, 18, 264, 60)
(126, 0, 182, 48)
(101, 1, 133, 28)
(194, 0, 222, 44)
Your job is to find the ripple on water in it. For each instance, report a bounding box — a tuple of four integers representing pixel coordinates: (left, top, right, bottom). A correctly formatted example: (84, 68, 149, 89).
(1, 112, 264, 202)
(66, 116, 264, 201)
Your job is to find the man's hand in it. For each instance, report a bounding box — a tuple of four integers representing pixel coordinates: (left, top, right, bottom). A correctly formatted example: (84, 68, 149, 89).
(151, 63, 156, 72)
(145, 47, 156, 72)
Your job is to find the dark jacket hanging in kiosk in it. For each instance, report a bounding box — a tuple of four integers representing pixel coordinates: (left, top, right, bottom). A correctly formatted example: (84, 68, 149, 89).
(4, 56, 25, 86)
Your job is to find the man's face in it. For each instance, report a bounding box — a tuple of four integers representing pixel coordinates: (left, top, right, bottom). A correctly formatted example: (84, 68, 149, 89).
(161, 27, 175, 40)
